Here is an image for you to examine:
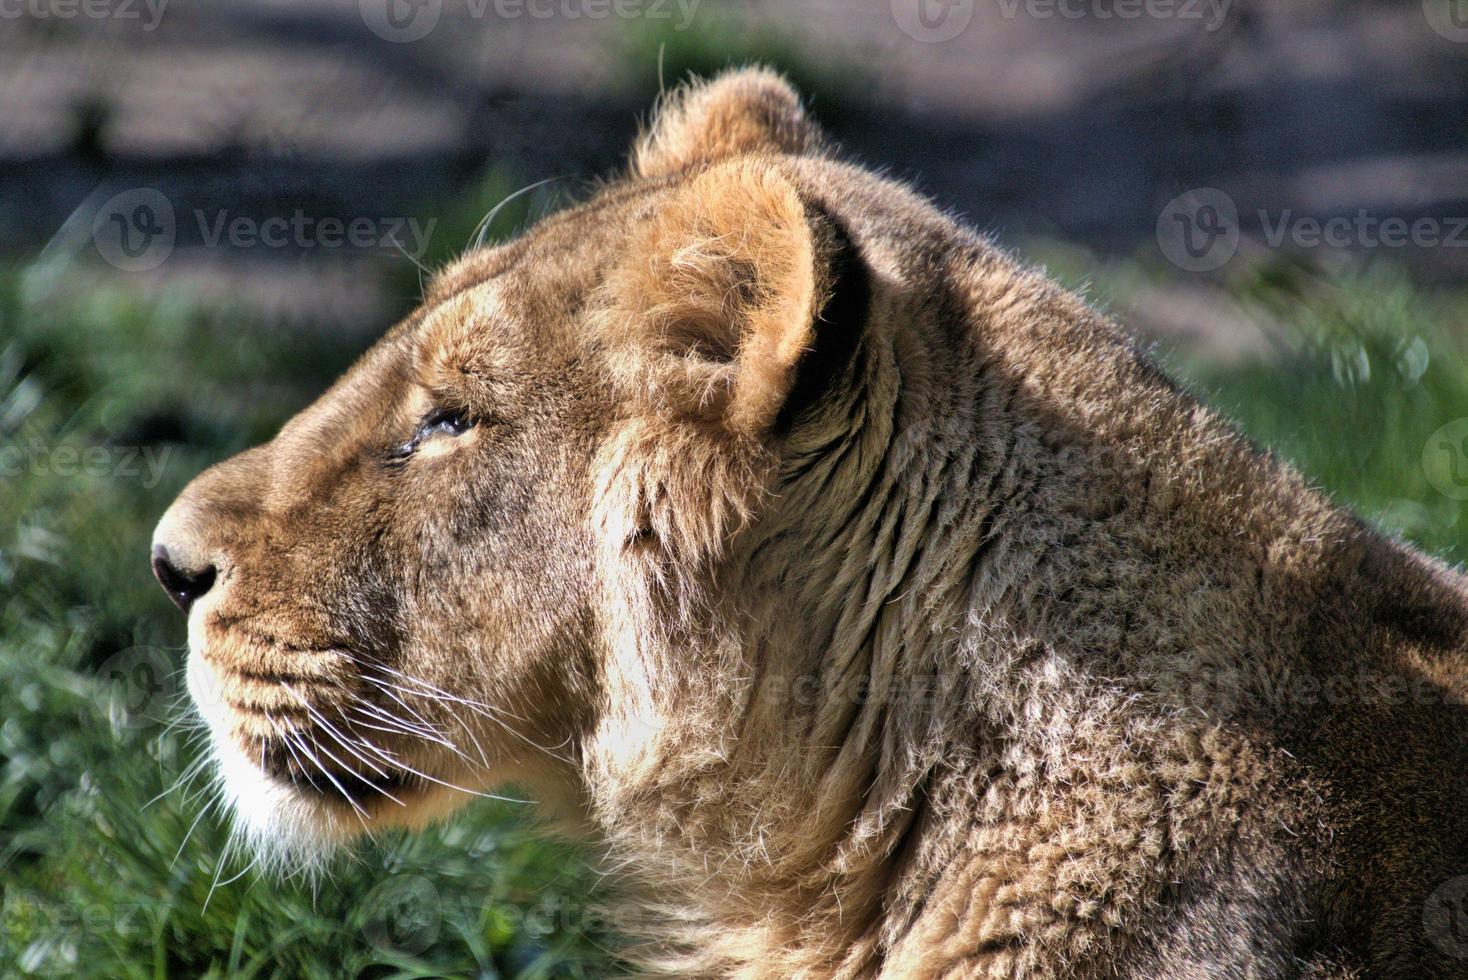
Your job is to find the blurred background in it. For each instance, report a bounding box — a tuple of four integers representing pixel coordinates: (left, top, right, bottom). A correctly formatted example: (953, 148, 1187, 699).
(3, 0, 1468, 975)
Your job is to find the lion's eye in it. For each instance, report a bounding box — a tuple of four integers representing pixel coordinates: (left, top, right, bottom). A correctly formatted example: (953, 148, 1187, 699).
(421, 408, 473, 439)
(389, 408, 474, 460)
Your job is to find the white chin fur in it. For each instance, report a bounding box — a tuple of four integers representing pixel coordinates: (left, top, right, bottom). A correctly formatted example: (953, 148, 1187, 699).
(186, 651, 360, 872)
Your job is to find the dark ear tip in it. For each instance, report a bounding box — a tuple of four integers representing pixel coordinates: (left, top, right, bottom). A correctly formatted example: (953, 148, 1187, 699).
(775, 207, 870, 434)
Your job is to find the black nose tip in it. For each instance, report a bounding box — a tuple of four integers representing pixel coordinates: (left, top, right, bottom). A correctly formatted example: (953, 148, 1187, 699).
(151, 544, 216, 614)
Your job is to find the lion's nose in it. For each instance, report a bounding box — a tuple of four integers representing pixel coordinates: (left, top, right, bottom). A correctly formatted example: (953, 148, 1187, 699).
(151, 543, 217, 614)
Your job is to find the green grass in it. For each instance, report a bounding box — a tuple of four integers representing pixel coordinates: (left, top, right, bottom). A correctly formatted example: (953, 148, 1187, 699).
(4, 223, 1468, 976)
(1042, 251, 1468, 562)
(1180, 268, 1468, 561)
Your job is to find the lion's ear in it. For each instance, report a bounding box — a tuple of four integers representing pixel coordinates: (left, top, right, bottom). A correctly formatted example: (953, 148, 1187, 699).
(632, 67, 826, 180)
(605, 161, 864, 440)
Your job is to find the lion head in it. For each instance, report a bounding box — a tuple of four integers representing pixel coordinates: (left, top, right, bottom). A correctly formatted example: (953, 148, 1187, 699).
(151, 68, 900, 863)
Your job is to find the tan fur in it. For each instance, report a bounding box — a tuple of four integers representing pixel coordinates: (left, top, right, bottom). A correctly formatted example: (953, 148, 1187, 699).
(154, 70, 1468, 977)
(632, 66, 828, 180)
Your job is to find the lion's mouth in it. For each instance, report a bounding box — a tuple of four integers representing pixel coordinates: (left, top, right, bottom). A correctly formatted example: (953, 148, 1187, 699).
(263, 749, 422, 809)
(187, 640, 436, 817)
(236, 711, 433, 813)
(185, 627, 489, 848)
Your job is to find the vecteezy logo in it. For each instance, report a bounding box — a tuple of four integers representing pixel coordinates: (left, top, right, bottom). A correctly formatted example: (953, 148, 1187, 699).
(1425, 0, 1468, 42)
(360, 0, 441, 42)
(1424, 419, 1468, 502)
(91, 189, 175, 272)
(96, 645, 178, 731)
(1425, 875, 1468, 958)
(1155, 188, 1239, 272)
(361, 875, 442, 955)
(891, 0, 975, 42)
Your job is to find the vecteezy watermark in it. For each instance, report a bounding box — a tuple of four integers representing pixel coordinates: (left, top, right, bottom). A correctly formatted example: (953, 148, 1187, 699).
(360, 0, 700, 43)
(360, 875, 442, 956)
(359, 0, 440, 42)
(194, 210, 436, 256)
(0, 441, 172, 489)
(1424, 419, 1468, 502)
(1424, 875, 1468, 958)
(90, 190, 437, 270)
(1156, 188, 1468, 272)
(1156, 664, 1459, 716)
(0, 0, 168, 31)
(1257, 211, 1468, 251)
(2, 893, 172, 947)
(890, 0, 975, 42)
(1424, 0, 1468, 43)
(892, 0, 1228, 42)
(1155, 188, 1240, 272)
(95, 645, 179, 731)
(92, 189, 176, 273)
(994, 0, 1229, 29)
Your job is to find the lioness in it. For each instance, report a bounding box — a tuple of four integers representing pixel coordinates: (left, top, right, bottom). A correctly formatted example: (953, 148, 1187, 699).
(152, 68, 1468, 977)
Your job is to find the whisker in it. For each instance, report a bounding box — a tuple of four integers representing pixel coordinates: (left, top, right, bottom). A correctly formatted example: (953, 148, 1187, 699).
(170, 796, 214, 871)
(468, 176, 562, 252)
(144, 751, 213, 811)
(350, 678, 494, 769)
(379, 673, 569, 762)
(360, 673, 449, 733)
(274, 689, 519, 807)
(355, 664, 572, 765)
(295, 730, 373, 828)
(204, 844, 259, 911)
(363, 673, 521, 768)
(359, 680, 490, 766)
(346, 697, 452, 746)
(345, 699, 485, 770)
(280, 685, 408, 808)
(269, 716, 371, 824)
